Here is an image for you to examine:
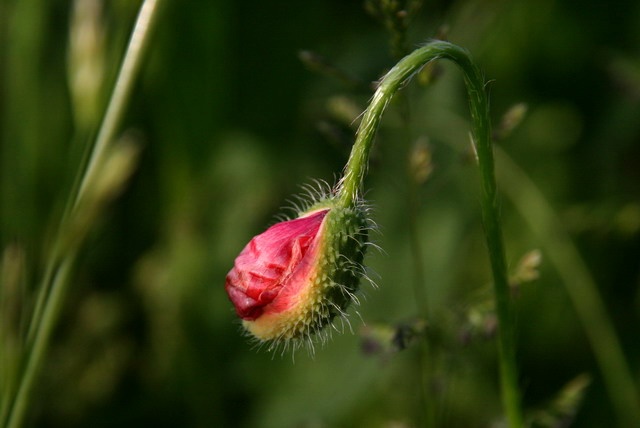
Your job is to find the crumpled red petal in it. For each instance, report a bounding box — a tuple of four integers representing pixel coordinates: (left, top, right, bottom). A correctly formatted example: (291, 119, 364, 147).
(225, 209, 329, 320)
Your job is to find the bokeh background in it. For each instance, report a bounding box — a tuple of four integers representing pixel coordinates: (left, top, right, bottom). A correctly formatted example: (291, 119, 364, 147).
(1, 0, 640, 427)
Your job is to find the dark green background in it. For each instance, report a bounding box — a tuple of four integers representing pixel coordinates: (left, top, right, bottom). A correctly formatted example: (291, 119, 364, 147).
(1, 0, 640, 426)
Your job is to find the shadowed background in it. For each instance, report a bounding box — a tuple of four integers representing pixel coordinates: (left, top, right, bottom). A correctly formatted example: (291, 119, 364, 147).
(1, 0, 640, 426)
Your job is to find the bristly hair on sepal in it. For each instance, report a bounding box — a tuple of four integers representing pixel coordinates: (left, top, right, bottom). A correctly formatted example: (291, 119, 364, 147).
(274, 178, 336, 223)
(225, 178, 380, 358)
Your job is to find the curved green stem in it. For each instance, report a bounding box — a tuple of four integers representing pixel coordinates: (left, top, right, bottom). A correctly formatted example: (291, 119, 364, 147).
(337, 41, 523, 427)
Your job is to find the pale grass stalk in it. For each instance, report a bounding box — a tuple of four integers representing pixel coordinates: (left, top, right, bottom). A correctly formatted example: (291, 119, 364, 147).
(3, 2, 163, 427)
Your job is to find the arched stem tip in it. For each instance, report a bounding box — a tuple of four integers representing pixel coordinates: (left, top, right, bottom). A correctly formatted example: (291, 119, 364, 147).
(336, 40, 523, 427)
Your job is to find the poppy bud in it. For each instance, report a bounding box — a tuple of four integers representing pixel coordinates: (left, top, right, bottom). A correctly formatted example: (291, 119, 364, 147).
(225, 196, 369, 347)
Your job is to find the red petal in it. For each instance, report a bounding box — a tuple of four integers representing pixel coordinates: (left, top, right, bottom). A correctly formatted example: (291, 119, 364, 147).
(225, 209, 329, 320)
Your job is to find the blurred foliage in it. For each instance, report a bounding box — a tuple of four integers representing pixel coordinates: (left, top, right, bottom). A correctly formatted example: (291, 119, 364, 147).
(1, 0, 640, 427)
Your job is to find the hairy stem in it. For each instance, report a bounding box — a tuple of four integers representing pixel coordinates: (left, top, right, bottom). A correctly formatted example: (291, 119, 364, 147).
(337, 41, 523, 427)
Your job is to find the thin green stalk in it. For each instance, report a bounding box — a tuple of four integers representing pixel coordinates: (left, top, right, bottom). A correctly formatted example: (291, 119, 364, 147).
(73, 0, 161, 210)
(393, 71, 435, 426)
(495, 147, 640, 428)
(408, 178, 429, 317)
(337, 41, 523, 427)
(400, 89, 436, 428)
(406, 147, 436, 427)
(5, 256, 75, 428)
(5, 2, 164, 427)
(26, 0, 163, 347)
(408, 177, 437, 427)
